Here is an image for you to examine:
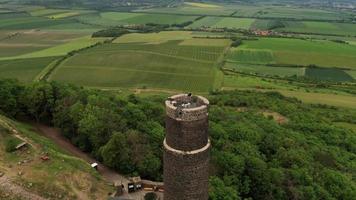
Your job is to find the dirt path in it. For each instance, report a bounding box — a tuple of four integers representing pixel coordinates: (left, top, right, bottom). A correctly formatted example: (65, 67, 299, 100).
(0, 175, 46, 200)
(33, 124, 129, 186)
(33, 124, 164, 199)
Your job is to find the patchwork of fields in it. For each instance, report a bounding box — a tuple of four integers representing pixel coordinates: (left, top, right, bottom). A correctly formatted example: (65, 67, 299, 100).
(230, 38, 356, 68)
(223, 38, 356, 81)
(189, 17, 255, 29)
(0, 29, 107, 81)
(277, 21, 356, 36)
(75, 12, 198, 27)
(49, 32, 230, 91)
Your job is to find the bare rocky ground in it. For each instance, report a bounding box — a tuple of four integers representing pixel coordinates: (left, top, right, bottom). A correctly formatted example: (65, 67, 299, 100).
(0, 175, 46, 200)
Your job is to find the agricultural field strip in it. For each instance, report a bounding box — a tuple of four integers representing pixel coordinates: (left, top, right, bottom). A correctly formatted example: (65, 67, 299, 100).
(59, 65, 212, 77)
(78, 49, 218, 64)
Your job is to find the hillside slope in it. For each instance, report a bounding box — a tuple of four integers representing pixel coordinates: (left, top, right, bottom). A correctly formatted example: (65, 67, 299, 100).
(0, 115, 113, 200)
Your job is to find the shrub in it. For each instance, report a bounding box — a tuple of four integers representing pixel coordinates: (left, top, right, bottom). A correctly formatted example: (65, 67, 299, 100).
(144, 192, 157, 200)
(5, 137, 18, 152)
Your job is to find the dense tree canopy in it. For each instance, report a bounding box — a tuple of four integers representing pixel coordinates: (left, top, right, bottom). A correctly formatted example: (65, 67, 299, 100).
(0, 79, 355, 199)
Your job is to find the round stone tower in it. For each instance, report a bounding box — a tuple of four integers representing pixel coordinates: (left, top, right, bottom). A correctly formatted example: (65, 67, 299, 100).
(163, 94, 210, 200)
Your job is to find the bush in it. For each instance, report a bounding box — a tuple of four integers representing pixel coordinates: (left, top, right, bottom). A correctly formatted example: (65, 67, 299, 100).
(144, 192, 157, 200)
(5, 137, 18, 152)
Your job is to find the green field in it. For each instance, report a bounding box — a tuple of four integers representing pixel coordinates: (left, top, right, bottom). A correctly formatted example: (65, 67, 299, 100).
(0, 57, 57, 82)
(101, 12, 197, 25)
(251, 7, 349, 21)
(278, 21, 356, 36)
(50, 33, 229, 91)
(236, 38, 356, 69)
(0, 13, 75, 30)
(114, 31, 194, 44)
(189, 17, 255, 29)
(277, 90, 356, 108)
(76, 12, 197, 27)
(345, 70, 356, 79)
(305, 68, 354, 82)
(0, 31, 89, 58)
(226, 49, 274, 64)
(0, 36, 106, 60)
(224, 62, 304, 77)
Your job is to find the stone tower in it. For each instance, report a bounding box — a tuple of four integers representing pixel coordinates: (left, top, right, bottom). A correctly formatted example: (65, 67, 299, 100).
(163, 94, 210, 200)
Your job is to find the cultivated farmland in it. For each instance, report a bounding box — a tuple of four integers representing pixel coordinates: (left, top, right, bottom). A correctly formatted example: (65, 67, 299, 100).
(76, 12, 197, 27)
(189, 17, 255, 29)
(0, 36, 107, 60)
(277, 21, 356, 36)
(0, 57, 57, 82)
(234, 38, 356, 69)
(50, 32, 230, 91)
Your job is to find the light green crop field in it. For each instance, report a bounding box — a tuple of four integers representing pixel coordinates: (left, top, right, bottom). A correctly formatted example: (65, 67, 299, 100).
(77, 12, 197, 27)
(0, 31, 88, 58)
(135, 3, 237, 16)
(226, 49, 274, 64)
(278, 21, 356, 36)
(189, 17, 255, 29)
(0, 36, 106, 60)
(114, 31, 194, 44)
(0, 57, 57, 82)
(254, 7, 349, 20)
(29, 8, 71, 17)
(50, 34, 230, 91)
(0, 13, 75, 30)
(237, 38, 356, 69)
(224, 62, 304, 77)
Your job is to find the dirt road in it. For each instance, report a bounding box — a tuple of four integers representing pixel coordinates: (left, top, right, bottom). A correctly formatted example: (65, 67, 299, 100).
(33, 124, 165, 199)
(33, 124, 129, 185)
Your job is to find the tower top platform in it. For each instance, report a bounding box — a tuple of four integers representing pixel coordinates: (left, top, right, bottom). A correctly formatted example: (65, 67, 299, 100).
(165, 94, 209, 121)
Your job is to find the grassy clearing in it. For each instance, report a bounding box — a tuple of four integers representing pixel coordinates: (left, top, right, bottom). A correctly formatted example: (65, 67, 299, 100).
(0, 57, 58, 82)
(305, 68, 354, 82)
(0, 115, 113, 199)
(278, 21, 356, 36)
(224, 62, 304, 77)
(222, 74, 356, 108)
(238, 38, 356, 69)
(276, 90, 356, 109)
(51, 36, 229, 91)
(0, 36, 106, 60)
(189, 17, 255, 29)
(114, 31, 193, 44)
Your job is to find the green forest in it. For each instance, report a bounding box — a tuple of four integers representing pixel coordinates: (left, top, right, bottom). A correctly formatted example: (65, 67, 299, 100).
(1, 79, 355, 200)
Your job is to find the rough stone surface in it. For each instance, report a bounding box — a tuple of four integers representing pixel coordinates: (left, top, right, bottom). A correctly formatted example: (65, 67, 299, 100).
(163, 94, 210, 200)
